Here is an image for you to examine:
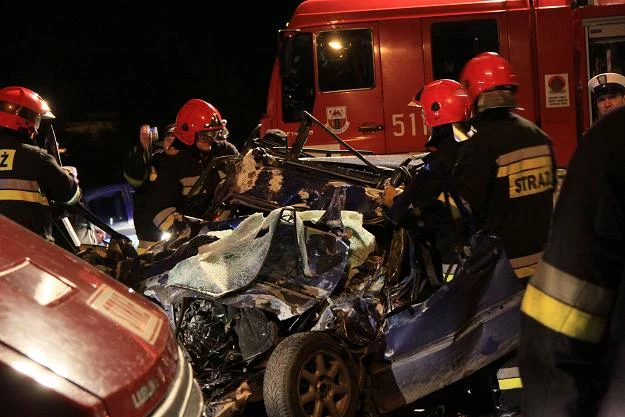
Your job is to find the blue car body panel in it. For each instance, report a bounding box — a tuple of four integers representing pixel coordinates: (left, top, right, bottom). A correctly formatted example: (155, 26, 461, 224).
(371, 239, 525, 412)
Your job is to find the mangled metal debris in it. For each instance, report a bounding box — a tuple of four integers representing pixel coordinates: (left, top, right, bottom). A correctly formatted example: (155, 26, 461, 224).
(78, 115, 526, 416)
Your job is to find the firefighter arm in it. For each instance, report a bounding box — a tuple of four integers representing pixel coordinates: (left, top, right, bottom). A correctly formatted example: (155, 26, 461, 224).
(123, 144, 150, 188)
(385, 165, 445, 225)
(38, 152, 81, 205)
(519, 314, 605, 417)
(151, 207, 179, 234)
(210, 140, 240, 157)
(452, 141, 492, 215)
(520, 255, 619, 415)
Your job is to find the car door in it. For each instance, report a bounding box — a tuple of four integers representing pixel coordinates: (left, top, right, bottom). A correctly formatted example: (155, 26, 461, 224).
(369, 234, 525, 414)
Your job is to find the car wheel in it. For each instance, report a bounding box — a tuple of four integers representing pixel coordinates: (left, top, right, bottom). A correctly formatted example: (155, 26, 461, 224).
(264, 331, 359, 417)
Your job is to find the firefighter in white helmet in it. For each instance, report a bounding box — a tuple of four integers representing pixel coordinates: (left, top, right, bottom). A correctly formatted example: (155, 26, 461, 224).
(588, 72, 625, 119)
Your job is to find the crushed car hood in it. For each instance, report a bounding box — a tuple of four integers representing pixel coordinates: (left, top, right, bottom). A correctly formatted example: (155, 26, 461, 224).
(0, 215, 177, 417)
(161, 207, 359, 320)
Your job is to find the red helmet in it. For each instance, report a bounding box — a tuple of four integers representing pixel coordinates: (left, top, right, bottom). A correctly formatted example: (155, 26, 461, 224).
(0, 86, 55, 135)
(174, 99, 225, 146)
(459, 52, 518, 102)
(411, 79, 470, 127)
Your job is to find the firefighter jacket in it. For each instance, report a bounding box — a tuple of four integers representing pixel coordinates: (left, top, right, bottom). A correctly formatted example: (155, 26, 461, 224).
(123, 143, 162, 242)
(519, 106, 625, 417)
(125, 145, 202, 243)
(184, 139, 240, 218)
(0, 129, 80, 240)
(452, 108, 555, 279)
(122, 142, 152, 189)
(124, 139, 239, 244)
(385, 125, 466, 263)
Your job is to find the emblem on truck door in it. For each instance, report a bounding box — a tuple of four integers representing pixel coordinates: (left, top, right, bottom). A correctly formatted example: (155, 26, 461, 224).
(325, 106, 350, 134)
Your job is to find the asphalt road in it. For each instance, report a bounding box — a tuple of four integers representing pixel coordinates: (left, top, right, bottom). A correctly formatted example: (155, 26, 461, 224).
(239, 401, 499, 417)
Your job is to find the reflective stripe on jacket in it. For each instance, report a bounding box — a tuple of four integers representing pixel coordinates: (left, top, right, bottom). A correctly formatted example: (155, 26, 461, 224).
(0, 130, 79, 239)
(132, 147, 202, 242)
(522, 260, 614, 343)
(519, 106, 625, 417)
(452, 109, 555, 279)
(0, 178, 49, 205)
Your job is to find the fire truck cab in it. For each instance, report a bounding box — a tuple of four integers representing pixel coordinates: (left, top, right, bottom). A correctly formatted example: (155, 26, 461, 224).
(260, 0, 625, 166)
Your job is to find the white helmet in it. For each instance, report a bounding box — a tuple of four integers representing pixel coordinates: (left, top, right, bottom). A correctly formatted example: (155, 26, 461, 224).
(588, 72, 625, 99)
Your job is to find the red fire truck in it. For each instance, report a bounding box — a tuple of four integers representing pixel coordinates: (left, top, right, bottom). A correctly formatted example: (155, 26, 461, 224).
(259, 0, 625, 166)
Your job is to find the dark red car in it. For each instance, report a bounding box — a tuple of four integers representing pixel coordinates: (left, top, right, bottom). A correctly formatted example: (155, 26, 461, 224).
(0, 215, 203, 417)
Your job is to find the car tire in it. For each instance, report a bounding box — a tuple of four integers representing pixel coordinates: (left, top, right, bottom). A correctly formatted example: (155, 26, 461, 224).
(263, 331, 359, 417)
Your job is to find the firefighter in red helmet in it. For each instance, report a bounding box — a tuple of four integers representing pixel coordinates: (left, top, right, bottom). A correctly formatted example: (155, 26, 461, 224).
(452, 52, 556, 416)
(123, 99, 238, 252)
(175, 100, 224, 146)
(383, 79, 471, 278)
(455, 52, 555, 281)
(0, 86, 80, 241)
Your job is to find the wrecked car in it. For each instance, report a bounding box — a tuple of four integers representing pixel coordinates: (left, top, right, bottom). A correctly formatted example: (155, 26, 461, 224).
(107, 114, 525, 417)
(136, 202, 523, 417)
(0, 215, 203, 417)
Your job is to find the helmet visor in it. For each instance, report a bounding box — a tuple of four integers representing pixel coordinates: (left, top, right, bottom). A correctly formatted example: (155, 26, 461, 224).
(195, 129, 223, 143)
(0, 101, 42, 128)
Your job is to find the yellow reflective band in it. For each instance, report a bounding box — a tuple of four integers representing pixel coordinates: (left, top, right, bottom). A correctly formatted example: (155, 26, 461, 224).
(521, 284, 607, 343)
(498, 377, 523, 390)
(153, 207, 176, 232)
(514, 265, 536, 278)
(158, 214, 175, 232)
(497, 144, 551, 166)
(153, 207, 176, 227)
(137, 240, 158, 254)
(497, 366, 520, 379)
(452, 123, 469, 143)
(531, 260, 614, 316)
(180, 176, 199, 186)
(0, 149, 16, 171)
(511, 252, 541, 278)
(436, 192, 458, 208)
(0, 178, 40, 191)
(149, 166, 158, 182)
(509, 167, 553, 198)
(0, 190, 49, 205)
(497, 156, 553, 178)
(123, 172, 145, 188)
(510, 252, 543, 269)
(64, 186, 82, 205)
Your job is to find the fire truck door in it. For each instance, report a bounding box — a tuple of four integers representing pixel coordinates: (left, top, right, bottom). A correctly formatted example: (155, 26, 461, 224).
(308, 24, 386, 154)
(581, 17, 625, 127)
(379, 18, 426, 154)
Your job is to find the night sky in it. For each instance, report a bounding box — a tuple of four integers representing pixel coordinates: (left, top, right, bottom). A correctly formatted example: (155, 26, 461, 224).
(2, 2, 303, 189)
